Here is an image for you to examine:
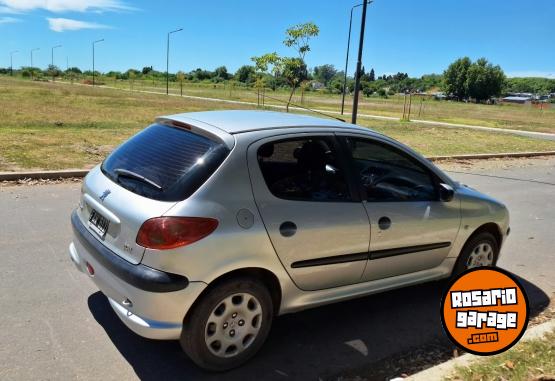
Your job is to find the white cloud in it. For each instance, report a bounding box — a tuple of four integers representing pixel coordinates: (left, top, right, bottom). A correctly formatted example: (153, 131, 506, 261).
(0, 5, 21, 13)
(0, 15, 19, 23)
(47, 17, 109, 32)
(506, 71, 555, 79)
(0, 0, 133, 13)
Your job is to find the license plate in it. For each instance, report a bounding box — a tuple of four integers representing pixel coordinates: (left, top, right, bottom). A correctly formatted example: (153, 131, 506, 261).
(88, 209, 110, 238)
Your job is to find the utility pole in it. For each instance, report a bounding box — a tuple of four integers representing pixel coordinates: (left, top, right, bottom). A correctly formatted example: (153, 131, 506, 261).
(166, 28, 183, 95)
(92, 39, 104, 86)
(10, 50, 18, 76)
(351, 0, 370, 124)
(341, 1, 371, 115)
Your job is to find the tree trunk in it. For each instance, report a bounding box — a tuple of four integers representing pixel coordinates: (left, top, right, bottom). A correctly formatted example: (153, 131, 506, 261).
(286, 84, 297, 112)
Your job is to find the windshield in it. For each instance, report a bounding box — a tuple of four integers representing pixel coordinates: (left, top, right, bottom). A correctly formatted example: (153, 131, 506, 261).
(101, 124, 229, 201)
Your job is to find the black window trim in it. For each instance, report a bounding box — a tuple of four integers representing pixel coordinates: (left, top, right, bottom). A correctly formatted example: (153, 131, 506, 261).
(255, 134, 361, 203)
(336, 134, 443, 203)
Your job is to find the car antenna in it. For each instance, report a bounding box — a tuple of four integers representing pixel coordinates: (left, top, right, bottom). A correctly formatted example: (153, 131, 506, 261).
(252, 91, 346, 122)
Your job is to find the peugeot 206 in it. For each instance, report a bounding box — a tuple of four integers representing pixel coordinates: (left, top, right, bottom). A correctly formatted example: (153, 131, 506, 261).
(69, 110, 509, 371)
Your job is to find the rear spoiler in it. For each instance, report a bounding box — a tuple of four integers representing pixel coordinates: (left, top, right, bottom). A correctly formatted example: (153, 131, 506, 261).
(155, 117, 235, 150)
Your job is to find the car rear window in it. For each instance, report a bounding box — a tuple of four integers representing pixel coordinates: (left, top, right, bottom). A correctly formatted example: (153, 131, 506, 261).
(101, 124, 229, 201)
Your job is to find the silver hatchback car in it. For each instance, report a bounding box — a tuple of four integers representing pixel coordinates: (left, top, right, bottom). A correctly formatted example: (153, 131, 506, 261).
(69, 110, 509, 371)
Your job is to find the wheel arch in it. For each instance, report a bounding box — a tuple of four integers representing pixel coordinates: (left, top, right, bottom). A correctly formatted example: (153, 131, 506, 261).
(468, 222, 503, 249)
(183, 267, 282, 324)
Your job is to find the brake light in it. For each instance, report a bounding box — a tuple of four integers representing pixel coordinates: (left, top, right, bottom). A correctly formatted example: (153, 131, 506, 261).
(136, 217, 218, 250)
(171, 120, 192, 130)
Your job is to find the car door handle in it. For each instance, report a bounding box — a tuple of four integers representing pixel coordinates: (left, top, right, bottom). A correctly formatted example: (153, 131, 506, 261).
(378, 216, 391, 230)
(279, 221, 297, 237)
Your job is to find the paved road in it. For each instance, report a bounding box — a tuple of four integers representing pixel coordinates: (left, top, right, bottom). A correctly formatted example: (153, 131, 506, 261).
(1, 161, 553, 380)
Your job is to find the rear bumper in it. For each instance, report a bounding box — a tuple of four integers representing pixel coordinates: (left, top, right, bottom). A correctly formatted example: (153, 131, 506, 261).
(69, 210, 207, 340)
(71, 210, 189, 292)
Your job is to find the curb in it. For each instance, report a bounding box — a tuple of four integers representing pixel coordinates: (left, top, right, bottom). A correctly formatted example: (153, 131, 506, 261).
(427, 151, 555, 161)
(0, 169, 89, 181)
(2, 151, 555, 182)
(408, 319, 555, 380)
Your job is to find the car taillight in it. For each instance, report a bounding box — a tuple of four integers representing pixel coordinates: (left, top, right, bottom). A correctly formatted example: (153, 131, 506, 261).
(136, 217, 218, 250)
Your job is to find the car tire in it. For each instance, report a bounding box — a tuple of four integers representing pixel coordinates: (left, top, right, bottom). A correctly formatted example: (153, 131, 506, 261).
(452, 232, 499, 277)
(180, 277, 273, 372)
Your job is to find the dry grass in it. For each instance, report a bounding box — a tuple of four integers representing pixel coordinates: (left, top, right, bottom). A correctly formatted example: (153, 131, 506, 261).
(1, 77, 555, 171)
(108, 78, 555, 133)
(447, 329, 555, 381)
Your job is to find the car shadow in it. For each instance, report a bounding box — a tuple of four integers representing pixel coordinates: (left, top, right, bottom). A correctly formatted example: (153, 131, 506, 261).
(87, 272, 549, 381)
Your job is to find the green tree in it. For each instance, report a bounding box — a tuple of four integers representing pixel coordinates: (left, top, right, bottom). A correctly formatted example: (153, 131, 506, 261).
(465, 58, 505, 102)
(252, 22, 319, 111)
(505, 77, 555, 94)
(47, 64, 62, 81)
(313, 64, 337, 86)
(190, 68, 212, 81)
(66, 67, 82, 74)
(369, 68, 375, 82)
(213, 66, 230, 81)
(327, 72, 349, 93)
(443, 57, 471, 100)
(234, 65, 256, 84)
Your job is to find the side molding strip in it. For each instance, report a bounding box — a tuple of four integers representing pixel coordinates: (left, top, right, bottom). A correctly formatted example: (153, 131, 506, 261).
(290, 242, 451, 268)
(291, 252, 368, 268)
(370, 242, 452, 260)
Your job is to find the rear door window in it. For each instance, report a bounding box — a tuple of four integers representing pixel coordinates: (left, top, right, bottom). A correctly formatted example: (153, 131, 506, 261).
(102, 124, 229, 201)
(257, 137, 351, 202)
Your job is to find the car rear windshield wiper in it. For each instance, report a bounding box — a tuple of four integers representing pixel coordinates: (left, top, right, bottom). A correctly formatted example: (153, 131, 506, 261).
(114, 168, 163, 191)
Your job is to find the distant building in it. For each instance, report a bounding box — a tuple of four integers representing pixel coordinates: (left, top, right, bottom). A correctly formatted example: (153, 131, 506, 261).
(433, 92, 447, 100)
(507, 92, 534, 98)
(502, 96, 532, 104)
(311, 81, 325, 90)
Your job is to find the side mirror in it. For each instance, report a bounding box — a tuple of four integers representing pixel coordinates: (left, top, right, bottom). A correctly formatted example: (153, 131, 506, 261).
(439, 183, 455, 202)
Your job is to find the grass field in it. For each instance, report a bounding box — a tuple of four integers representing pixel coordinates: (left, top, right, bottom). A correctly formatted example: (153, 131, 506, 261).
(449, 329, 555, 381)
(102, 77, 555, 134)
(1, 76, 555, 171)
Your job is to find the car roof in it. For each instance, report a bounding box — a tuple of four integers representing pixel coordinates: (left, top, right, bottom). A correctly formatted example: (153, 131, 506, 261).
(159, 110, 374, 135)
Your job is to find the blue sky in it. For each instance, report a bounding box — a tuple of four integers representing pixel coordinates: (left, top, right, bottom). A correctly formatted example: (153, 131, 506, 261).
(1, 0, 554, 78)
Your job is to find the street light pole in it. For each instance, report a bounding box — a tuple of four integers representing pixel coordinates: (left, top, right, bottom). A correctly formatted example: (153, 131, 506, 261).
(51, 45, 61, 81)
(92, 39, 104, 86)
(51, 44, 61, 67)
(31, 48, 39, 67)
(10, 50, 18, 76)
(166, 28, 183, 95)
(351, 0, 370, 124)
(341, 2, 371, 115)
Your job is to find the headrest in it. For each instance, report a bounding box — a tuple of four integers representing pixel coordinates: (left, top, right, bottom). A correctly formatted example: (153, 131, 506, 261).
(297, 141, 327, 172)
(258, 143, 274, 158)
